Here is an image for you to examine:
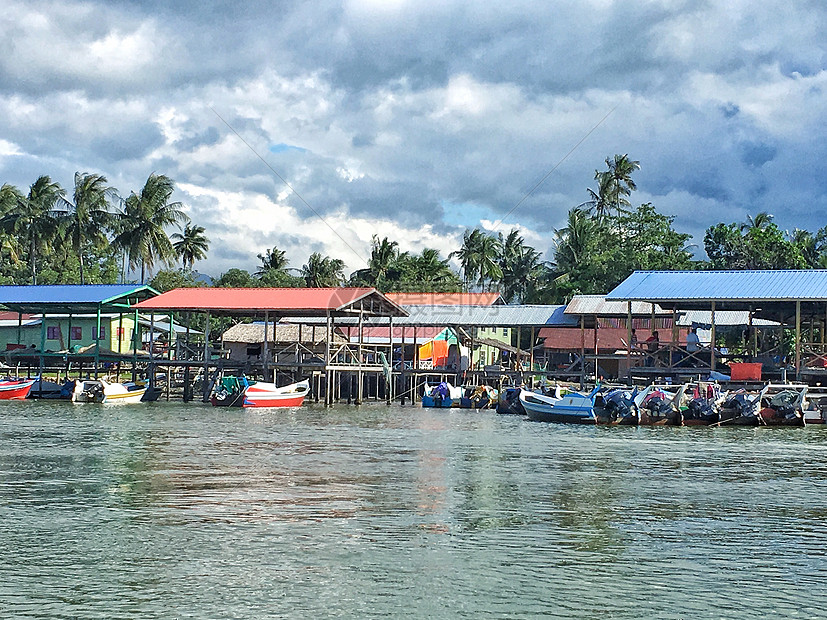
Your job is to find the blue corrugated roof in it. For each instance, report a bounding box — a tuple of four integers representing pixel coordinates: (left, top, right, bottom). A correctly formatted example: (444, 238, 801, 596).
(0, 285, 158, 312)
(606, 270, 827, 301)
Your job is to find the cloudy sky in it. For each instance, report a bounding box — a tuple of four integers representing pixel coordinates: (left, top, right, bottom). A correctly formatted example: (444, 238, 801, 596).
(1, 0, 826, 278)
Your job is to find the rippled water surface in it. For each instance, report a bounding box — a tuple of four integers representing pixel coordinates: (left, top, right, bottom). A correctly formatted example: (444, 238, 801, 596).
(2, 400, 827, 618)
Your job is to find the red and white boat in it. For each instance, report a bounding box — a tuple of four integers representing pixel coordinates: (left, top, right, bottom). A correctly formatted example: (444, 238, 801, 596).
(0, 378, 36, 400)
(243, 379, 310, 408)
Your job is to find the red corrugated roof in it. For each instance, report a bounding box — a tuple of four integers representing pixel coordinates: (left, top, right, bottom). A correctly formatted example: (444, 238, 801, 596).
(542, 327, 658, 351)
(386, 292, 503, 306)
(134, 287, 407, 316)
(0, 311, 34, 321)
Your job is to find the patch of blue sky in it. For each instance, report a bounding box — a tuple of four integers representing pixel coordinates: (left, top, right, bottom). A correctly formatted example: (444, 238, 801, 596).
(441, 201, 498, 228)
(269, 143, 306, 154)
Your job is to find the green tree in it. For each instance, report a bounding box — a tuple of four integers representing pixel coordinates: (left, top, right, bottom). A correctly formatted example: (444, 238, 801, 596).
(256, 245, 290, 276)
(150, 268, 207, 292)
(172, 223, 209, 270)
(215, 268, 259, 287)
(59, 172, 115, 285)
(113, 173, 188, 283)
(605, 154, 640, 216)
(392, 248, 462, 292)
(301, 252, 346, 287)
(1, 177, 65, 284)
(498, 229, 543, 303)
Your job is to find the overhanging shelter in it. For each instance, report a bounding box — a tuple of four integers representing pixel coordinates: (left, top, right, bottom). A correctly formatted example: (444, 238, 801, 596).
(134, 287, 409, 404)
(0, 284, 159, 375)
(606, 270, 827, 380)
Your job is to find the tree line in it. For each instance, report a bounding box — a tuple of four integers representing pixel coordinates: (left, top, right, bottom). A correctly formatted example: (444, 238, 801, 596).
(0, 172, 208, 286)
(5, 156, 827, 305)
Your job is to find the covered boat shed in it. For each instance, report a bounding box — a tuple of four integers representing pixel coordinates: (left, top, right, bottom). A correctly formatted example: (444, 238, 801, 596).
(606, 270, 827, 381)
(0, 284, 159, 376)
(134, 287, 408, 404)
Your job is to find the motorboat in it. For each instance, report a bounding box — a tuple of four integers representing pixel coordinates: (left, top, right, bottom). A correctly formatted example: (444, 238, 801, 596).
(72, 378, 147, 404)
(243, 379, 309, 408)
(496, 386, 526, 415)
(595, 386, 639, 425)
(637, 385, 684, 426)
(422, 382, 461, 408)
(519, 385, 599, 424)
(210, 375, 251, 407)
(0, 378, 36, 400)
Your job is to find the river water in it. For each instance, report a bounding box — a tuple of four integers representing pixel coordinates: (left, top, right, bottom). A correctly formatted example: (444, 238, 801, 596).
(1, 400, 826, 618)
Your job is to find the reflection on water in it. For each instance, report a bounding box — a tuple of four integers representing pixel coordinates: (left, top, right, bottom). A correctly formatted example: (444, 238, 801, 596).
(1, 400, 826, 618)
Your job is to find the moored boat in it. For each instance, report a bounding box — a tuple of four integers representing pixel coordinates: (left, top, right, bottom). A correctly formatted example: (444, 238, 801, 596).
(72, 378, 147, 404)
(519, 385, 599, 424)
(595, 387, 639, 425)
(0, 378, 36, 400)
(422, 382, 460, 408)
(496, 387, 526, 414)
(210, 375, 251, 407)
(243, 379, 309, 408)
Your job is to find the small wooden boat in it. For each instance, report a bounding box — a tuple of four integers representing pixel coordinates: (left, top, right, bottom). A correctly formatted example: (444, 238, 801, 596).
(459, 385, 498, 409)
(243, 379, 309, 408)
(519, 385, 599, 424)
(72, 378, 147, 404)
(27, 378, 75, 400)
(0, 378, 36, 400)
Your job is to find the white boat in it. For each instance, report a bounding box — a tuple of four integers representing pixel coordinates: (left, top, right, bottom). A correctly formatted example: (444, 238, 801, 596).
(519, 385, 599, 424)
(243, 379, 309, 408)
(72, 378, 147, 404)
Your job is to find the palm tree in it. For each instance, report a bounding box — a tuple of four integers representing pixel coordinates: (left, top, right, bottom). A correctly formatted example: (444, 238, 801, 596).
(256, 245, 289, 276)
(113, 173, 189, 283)
(58, 172, 114, 284)
(396, 248, 461, 291)
(553, 207, 598, 278)
(301, 252, 346, 287)
(476, 233, 503, 292)
(586, 171, 615, 221)
(0, 177, 64, 284)
(741, 212, 774, 232)
(172, 224, 209, 270)
(450, 229, 484, 289)
(0, 184, 25, 273)
(605, 154, 640, 216)
(499, 229, 543, 303)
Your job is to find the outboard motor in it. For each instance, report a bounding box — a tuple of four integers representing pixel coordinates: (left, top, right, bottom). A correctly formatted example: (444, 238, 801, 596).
(768, 390, 800, 421)
(685, 397, 719, 423)
(721, 393, 757, 421)
(602, 389, 636, 422)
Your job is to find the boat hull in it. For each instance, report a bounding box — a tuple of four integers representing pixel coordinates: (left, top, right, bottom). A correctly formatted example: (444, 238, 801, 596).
(243, 380, 309, 408)
(422, 395, 453, 408)
(0, 380, 36, 400)
(72, 379, 147, 404)
(520, 391, 597, 424)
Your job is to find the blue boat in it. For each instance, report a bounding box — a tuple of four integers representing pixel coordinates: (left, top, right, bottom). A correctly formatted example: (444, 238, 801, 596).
(519, 385, 599, 424)
(422, 382, 455, 408)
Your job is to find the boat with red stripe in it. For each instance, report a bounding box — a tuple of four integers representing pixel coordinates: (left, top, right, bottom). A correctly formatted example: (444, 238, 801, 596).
(243, 379, 310, 408)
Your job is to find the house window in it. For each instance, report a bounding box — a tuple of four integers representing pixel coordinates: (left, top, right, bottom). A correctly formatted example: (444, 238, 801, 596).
(502, 328, 508, 336)
(116, 327, 125, 339)
(247, 346, 262, 357)
(46, 326, 59, 340)
(70, 326, 82, 341)
(92, 327, 105, 339)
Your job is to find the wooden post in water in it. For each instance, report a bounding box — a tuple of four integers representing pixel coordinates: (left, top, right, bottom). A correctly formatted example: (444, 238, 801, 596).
(400, 327, 407, 405)
(356, 301, 364, 405)
(626, 301, 632, 386)
(795, 300, 801, 380)
(579, 315, 585, 389)
(263, 311, 270, 383)
(324, 312, 332, 406)
(202, 311, 211, 402)
(710, 301, 716, 374)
